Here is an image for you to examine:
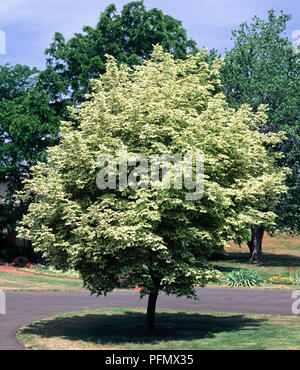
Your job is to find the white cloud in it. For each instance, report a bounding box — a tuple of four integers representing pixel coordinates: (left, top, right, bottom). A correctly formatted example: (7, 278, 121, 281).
(1, 0, 128, 32)
(0, 0, 23, 16)
(144, 0, 264, 27)
(0, 0, 130, 67)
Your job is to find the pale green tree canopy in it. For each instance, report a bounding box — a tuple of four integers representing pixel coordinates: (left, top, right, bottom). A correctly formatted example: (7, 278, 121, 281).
(18, 45, 287, 329)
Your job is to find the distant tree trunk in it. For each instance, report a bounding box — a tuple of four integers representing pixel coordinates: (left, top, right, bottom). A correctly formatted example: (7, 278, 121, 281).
(146, 290, 159, 332)
(248, 225, 264, 262)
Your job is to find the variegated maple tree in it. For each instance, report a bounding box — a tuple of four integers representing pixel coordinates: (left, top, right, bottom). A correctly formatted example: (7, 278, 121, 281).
(17, 45, 287, 330)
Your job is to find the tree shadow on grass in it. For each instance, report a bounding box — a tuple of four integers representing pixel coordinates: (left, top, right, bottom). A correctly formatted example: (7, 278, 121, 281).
(19, 310, 265, 347)
(216, 252, 300, 270)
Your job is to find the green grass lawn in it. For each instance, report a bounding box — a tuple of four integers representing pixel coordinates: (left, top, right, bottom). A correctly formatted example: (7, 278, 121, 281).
(0, 271, 85, 291)
(16, 267, 81, 280)
(17, 308, 300, 350)
(210, 233, 300, 288)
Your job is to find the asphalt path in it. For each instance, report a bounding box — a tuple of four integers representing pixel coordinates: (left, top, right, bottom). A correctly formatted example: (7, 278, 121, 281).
(0, 287, 299, 350)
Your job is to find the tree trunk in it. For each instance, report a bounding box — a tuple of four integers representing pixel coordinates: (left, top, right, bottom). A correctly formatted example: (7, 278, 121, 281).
(248, 225, 264, 262)
(146, 291, 159, 332)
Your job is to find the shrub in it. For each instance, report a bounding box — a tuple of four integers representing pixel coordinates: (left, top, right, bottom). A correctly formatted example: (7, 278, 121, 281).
(227, 269, 263, 287)
(12, 256, 29, 267)
(287, 267, 300, 285)
(268, 276, 294, 285)
(28, 263, 47, 270)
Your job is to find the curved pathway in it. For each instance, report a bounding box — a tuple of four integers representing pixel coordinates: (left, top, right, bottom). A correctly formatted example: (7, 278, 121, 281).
(0, 287, 298, 350)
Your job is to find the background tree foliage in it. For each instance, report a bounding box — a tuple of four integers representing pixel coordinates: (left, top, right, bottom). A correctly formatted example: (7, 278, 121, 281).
(0, 64, 59, 236)
(221, 10, 300, 260)
(18, 46, 286, 329)
(43, 1, 198, 105)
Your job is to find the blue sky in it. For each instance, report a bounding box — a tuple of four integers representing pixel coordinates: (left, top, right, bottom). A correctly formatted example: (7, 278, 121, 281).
(0, 0, 299, 69)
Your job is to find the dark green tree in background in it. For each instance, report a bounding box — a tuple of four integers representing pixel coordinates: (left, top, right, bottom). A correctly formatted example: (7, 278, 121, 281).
(0, 64, 60, 253)
(43, 1, 198, 106)
(221, 10, 300, 260)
